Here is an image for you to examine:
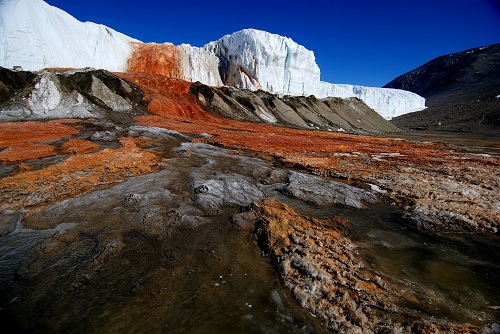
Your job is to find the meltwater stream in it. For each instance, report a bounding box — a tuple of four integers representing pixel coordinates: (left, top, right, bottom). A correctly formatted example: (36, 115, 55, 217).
(1, 189, 499, 332)
(0, 211, 326, 334)
(268, 186, 500, 326)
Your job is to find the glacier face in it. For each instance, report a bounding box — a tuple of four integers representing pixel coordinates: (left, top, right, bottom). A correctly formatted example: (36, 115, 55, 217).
(0, 0, 138, 71)
(0, 0, 426, 119)
(204, 29, 321, 96)
(126, 42, 222, 87)
(204, 29, 425, 119)
(174, 44, 222, 87)
(318, 82, 426, 119)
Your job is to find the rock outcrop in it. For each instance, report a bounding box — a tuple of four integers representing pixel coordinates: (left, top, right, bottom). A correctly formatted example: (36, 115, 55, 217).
(0, 67, 148, 120)
(190, 82, 400, 133)
(136, 111, 499, 234)
(0, 67, 400, 133)
(248, 198, 482, 333)
(281, 171, 378, 208)
(0, 66, 36, 103)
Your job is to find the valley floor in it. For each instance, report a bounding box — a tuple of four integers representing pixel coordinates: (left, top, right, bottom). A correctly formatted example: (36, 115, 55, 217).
(0, 113, 499, 333)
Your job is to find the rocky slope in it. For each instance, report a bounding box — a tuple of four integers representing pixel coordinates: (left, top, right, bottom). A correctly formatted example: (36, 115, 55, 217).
(385, 44, 500, 133)
(0, 67, 399, 133)
(189, 82, 399, 132)
(0, 0, 426, 119)
(0, 67, 148, 120)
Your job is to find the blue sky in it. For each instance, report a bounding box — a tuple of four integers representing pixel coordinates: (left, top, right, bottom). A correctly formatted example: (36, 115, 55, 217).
(46, 0, 499, 87)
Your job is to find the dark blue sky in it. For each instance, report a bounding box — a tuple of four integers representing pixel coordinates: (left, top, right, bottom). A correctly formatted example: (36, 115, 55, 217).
(46, 0, 499, 87)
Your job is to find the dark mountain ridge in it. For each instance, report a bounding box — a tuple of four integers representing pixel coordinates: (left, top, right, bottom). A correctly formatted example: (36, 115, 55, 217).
(385, 44, 500, 133)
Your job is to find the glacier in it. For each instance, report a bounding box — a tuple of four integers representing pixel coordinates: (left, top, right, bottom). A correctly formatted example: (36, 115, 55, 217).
(0, 0, 426, 119)
(0, 0, 138, 71)
(204, 29, 321, 96)
(204, 29, 425, 119)
(317, 82, 426, 119)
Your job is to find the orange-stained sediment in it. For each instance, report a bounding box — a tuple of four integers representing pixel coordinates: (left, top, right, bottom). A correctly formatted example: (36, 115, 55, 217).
(0, 121, 79, 164)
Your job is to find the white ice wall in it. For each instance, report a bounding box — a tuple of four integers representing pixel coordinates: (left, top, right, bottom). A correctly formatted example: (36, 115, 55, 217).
(178, 44, 223, 87)
(0, 0, 138, 71)
(205, 29, 426, 119)
(204, 29, 321, 96)
(318, 82, 426, 119)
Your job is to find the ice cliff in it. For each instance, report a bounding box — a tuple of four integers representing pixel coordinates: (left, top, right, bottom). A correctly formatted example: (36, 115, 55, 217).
(317, 82, 426, 119)
(204, 29, 425, 119)
(0, 0, 221, 86)
(0, 0, 137, 71)
(0, 0, 426, 119)
(204, 29, 321, 95)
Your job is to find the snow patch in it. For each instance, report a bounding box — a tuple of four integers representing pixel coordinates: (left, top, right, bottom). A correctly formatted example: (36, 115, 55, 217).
(255, 106, 278, 123)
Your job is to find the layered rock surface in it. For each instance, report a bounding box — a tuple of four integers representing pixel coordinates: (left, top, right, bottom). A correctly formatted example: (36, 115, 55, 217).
(136, 112, 499, 234)
(0, 66, 399, 133)
(189, 82, 400, 132)
(0, 67, 148, 120)
(248, 198, 483, 333)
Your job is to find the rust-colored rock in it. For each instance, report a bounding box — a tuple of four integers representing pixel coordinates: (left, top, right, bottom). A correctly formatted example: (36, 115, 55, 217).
(61, 138, 100, 154)
(135, 113, 500, 233)
(250, 198, 480, 333)
(0, 121, 79, 147)
(0, 137, 160, 213)
(0, 121, 79, 163)
(0, 143, 56, 164)
(117, 72, 221, 121)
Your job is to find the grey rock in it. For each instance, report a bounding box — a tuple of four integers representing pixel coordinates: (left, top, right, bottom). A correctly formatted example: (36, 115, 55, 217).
(0, 211, 22, 236)
(282, 171, 378, 209)
(191, 173, 265, 215)
(0, 68, 148, 121)
(90, 131, 117, 142)
(190, 81, 400, 133)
